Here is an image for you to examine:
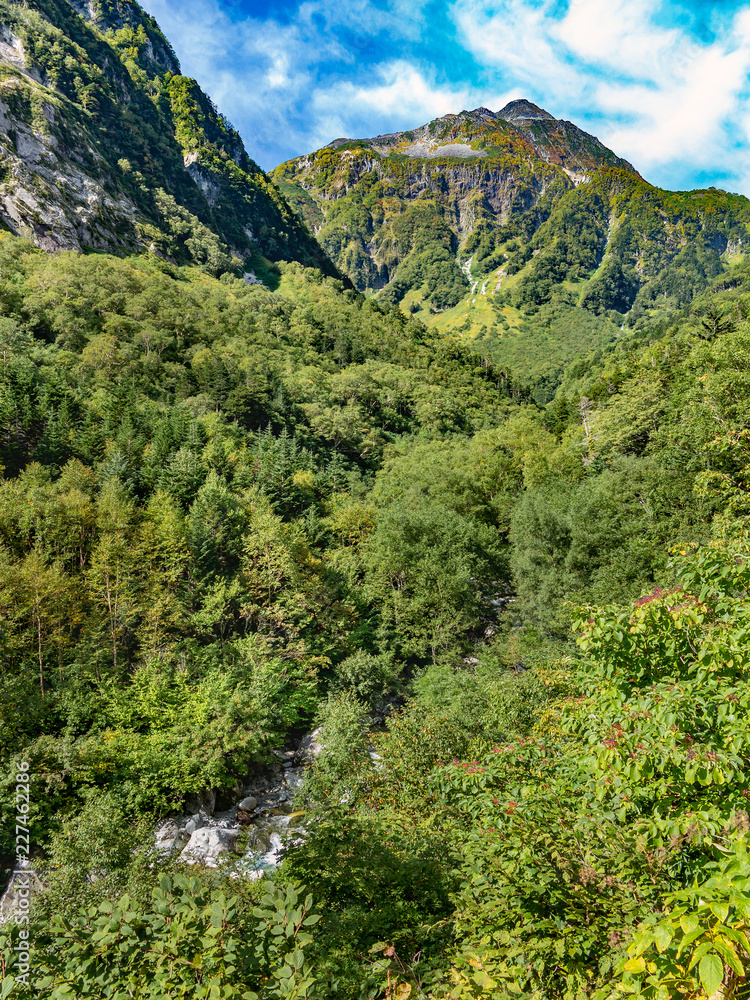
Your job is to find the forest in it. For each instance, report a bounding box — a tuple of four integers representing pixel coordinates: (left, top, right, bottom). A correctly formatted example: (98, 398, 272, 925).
(1, 221, 750, 999)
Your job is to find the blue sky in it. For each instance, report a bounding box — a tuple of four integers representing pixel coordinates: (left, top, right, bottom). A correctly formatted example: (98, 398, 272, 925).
(141, 0, 750, 193)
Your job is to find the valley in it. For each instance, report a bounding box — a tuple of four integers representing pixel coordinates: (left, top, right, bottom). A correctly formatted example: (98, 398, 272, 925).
(0, 2, 750, 999)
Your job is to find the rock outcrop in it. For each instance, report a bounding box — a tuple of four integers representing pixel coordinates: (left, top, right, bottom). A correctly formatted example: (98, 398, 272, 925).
(0, 0, 335, 275)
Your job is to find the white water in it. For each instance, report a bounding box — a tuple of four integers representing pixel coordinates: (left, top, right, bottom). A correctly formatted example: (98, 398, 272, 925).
(240, 814, 292, 878)
(235, 810, 309, 880)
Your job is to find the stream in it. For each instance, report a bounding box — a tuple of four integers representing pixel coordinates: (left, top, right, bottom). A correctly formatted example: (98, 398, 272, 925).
(154, 736, 320, 874)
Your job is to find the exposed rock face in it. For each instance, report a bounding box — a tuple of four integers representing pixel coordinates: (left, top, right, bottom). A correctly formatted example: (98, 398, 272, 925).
(297, 728, 324, 760)
(399, 141, 487, 160)
(0, 0, 335, 274)
(154, 819, 190, 855)
(496, 99, 557, 125)
(184, 788, 217, 816)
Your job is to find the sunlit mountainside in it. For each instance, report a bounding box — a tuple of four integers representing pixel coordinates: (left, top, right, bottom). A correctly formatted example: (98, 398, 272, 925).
(274, 99, 749, 397)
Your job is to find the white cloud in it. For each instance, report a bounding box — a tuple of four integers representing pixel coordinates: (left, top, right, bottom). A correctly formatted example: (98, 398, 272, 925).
(312, 61, 475, 137)
(451, 0, 750, 192)
(451, 0, 581, 94)
(554, 0, 683, 82)
(599, 45, 750, 167)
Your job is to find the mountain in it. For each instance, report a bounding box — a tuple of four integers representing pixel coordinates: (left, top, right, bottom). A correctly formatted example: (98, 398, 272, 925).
(272, 101, 750, 395)
(0, 0, 334, 276)
(273, 99, 631, 299)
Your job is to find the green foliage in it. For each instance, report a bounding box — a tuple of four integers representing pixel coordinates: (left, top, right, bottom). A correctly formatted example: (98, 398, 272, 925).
(378, 202, 468, 310)
(6, 26, 750, 996)
(331, 649, 400, 705)
(303, 690, 372, 802)
(0, 238, 531, 868)
(0, 875, 321, 999)
(265, 525, 750, 999)
(618, 841, 750, 1000)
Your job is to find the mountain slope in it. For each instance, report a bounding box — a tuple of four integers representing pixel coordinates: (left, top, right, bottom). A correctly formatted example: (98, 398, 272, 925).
(273, 100, 631, 299)
(0, 0, 334, 275)
(273, 102, 750, 394)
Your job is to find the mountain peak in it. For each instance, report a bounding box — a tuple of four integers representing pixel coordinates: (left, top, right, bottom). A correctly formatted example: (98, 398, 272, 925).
(496, 100, 557, 124)
(465, 107, 498, 121)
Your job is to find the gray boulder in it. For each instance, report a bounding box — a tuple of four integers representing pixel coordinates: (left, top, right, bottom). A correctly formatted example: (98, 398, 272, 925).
(180, 827, 239, 867)
(184, 789, 216, 816)
(184, 815, 206, 835)
(155, 819, 190, 855)
(298, 728, 323, 760)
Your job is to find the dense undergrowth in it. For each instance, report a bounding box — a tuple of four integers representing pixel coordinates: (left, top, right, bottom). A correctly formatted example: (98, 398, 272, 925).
(3, 230, 750, 998)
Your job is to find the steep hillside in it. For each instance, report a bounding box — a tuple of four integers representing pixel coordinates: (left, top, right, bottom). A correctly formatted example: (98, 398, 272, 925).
(273, 101, 750, 395)
(5, 9, 750, 996)
(0, 0, 334, 275)
(273, 100, 630, 298)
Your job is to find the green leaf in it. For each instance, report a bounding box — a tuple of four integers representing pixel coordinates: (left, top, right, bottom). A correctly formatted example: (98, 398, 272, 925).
(623, 957, 646, 974)
(698, 953, 724, 997)
(677, 927, 704, 957)
(709, 901, 729, 923)
(472, 971, 496, 989)
(712, 938, 744, 976)
(680, 914, 700, 935)
(690, 941, 715, 969)
(1, 977, 15, 998)
(654, 924, 674, 954)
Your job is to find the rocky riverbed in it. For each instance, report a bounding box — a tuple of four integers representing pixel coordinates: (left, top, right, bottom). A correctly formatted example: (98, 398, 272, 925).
(0, 731, 323, 921)
(154, 730, 321, 873)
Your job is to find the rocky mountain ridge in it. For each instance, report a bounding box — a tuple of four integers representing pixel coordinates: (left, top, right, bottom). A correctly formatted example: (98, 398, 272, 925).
(325, 100, 638, 182)
(273, 100, 750, 394)
(272, 99, 639, 265)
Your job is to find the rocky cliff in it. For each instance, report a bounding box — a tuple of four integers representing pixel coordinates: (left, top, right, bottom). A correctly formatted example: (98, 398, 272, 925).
(0, 0, 334, 275)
